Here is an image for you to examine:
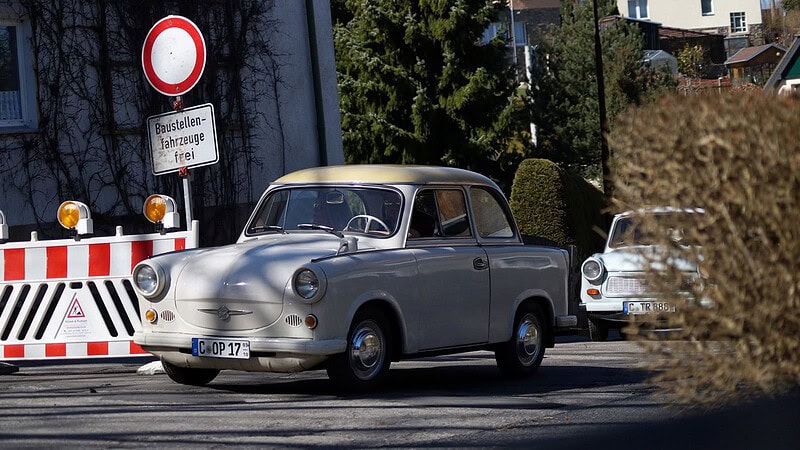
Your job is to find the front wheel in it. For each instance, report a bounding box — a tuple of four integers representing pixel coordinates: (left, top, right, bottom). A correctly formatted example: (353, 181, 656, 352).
(495, 305, 546, 377)
(162, 360, 220, 386)
(327, 309, 392, 391)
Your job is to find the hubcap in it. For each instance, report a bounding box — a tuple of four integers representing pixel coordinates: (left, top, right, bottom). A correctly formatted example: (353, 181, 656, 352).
(349, 321, 385, 380)
(516, 314, 541, 366)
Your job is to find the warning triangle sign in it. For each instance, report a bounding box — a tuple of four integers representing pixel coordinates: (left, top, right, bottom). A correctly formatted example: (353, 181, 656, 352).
(67, 297, 86, 318)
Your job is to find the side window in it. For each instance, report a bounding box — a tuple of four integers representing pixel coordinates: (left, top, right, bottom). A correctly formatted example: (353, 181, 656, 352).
(408, 189, 471, 239)
(435, 190, 471, 237)
(470, 187, 513, 238)
(409, 190, 438, 238)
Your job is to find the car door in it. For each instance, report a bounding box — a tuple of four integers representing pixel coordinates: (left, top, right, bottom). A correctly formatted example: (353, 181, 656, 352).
(407, 188, 490, 350)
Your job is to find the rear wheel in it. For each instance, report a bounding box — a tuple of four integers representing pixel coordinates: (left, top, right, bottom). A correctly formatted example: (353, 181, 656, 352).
(495, 305, 546, 377)
(588, 318, 609, 342)
(162, 360, 219, 386)
(327, 308, 392, 391)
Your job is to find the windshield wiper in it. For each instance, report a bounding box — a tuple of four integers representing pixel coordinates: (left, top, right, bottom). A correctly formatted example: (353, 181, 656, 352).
(250, 225, 287, 234)
(297, 223, 344, 238)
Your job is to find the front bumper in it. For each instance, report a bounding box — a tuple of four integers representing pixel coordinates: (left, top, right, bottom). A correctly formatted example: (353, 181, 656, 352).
(134, 331, 348, 373)
(133, 331, 347, 356)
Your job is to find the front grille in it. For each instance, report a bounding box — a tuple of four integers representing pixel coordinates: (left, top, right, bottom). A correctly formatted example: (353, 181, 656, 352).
(160, 310, 176, 322)
(285, 314, 303, 327)
(606, 277, 648, 295)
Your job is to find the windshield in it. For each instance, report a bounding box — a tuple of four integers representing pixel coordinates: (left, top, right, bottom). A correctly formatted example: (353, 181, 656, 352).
(608, 211, 701, 248)
(246, 187, 403, 237)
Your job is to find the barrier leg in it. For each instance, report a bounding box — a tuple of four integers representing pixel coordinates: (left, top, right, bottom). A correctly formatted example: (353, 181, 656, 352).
(0, 362, 19, 375)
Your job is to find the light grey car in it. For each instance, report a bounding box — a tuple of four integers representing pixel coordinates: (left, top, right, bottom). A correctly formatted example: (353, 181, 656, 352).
(132, 165, 575, 389)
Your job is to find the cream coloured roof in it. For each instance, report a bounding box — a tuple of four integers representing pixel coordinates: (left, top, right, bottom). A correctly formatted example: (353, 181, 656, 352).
(274, 164, 498, 188)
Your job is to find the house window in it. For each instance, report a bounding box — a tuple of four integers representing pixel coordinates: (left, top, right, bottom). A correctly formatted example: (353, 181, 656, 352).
(701, 0, 713, 16)
(482, 22, 502, 45)
(627, 0, 648, 19)
(0, 20, 35, 130)
(730, 12, 747, 33)
(512, 22, 527, 47)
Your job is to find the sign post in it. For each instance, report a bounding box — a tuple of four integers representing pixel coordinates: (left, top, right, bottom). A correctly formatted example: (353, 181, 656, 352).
(142, 15, 215, 232)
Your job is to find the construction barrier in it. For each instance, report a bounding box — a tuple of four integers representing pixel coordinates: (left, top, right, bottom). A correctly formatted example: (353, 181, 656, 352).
(0, 224, 198, 361)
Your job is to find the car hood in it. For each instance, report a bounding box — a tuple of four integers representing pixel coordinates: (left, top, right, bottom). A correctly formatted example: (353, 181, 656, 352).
(596, 246, 698, 273)
(160, 233, 348, 331)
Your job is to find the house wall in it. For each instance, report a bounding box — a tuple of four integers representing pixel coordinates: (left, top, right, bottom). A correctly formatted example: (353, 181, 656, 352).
(0, 0, 343, 244)
(616, 0, 762, 34)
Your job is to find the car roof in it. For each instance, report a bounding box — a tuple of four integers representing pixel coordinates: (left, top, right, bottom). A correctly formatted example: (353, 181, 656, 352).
(274, 164, 499, 188)
(616, 207, 705, 218)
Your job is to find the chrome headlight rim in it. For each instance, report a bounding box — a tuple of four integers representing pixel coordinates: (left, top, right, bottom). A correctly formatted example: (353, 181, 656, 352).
(292, 267, 326, 303)
(581, 257, 604, 282)
(133, 261, 167, 299)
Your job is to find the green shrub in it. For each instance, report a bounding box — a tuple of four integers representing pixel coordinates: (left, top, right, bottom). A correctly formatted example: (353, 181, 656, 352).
(610, 92, 800, 405)
(509, 158, 607, 259)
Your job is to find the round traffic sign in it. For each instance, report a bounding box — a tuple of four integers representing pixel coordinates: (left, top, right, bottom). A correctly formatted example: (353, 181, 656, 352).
(142, 16, 206, 96)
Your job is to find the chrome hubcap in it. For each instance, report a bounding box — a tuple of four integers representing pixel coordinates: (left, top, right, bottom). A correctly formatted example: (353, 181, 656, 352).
(349, 321, 384, 380)
(516, 314, 540, 366)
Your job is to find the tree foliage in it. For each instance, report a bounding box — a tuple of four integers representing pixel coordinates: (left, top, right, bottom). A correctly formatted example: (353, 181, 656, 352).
(333, 0, 530, 184)
(528, 0, 674, 178)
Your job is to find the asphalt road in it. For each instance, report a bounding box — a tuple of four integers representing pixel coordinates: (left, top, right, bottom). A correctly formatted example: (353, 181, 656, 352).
(0, 337, 795, 449)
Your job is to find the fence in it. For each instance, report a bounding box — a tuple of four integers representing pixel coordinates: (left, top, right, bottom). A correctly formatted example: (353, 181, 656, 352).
(0, 224, 198, 361)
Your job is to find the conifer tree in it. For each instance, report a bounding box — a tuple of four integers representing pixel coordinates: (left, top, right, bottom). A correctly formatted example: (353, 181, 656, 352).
(334, 0, 529, 177)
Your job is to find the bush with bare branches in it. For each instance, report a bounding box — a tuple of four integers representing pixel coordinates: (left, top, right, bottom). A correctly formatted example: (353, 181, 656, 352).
(609, 92, 800, 405)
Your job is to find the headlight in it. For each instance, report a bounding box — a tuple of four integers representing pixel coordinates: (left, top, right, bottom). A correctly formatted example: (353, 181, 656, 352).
(582, 258, 604, 282)
(133, 263, 166, 298)
(294, 269, 321, 300)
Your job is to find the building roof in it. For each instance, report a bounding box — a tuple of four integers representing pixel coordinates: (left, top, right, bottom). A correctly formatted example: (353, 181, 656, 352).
(659, 26, 720, 39)
(765, 36, 800, 90)
(725, 43, 786, 65)
(274, 165, 497, 187)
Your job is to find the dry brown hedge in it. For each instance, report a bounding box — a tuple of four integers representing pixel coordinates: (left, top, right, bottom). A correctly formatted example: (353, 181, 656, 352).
(609, 92, 800, 405)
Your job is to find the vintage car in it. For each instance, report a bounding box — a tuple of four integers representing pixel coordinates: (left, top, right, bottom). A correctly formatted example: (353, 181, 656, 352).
(579, 207, 703, 341)
(132, 165, 576, 389)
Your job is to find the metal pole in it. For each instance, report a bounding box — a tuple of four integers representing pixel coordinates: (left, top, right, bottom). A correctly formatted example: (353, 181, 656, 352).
(509, 0, 517, 66)
(182, 175, 193, 232)
(591, 0, 611, 199)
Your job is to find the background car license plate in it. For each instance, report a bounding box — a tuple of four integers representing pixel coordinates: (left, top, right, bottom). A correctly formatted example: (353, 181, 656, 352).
(192, 338, 250, 359)
(624, 301, 675, 314)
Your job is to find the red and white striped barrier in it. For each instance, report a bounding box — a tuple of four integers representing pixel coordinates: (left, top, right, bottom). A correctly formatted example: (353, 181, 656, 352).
(0, 224, 198, 361)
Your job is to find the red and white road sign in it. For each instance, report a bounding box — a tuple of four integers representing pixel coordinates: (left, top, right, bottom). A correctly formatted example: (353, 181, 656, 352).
(142, 15, 206, 96)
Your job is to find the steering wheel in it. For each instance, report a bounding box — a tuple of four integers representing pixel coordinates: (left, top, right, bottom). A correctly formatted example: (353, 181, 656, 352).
(345, 215, 391, 234)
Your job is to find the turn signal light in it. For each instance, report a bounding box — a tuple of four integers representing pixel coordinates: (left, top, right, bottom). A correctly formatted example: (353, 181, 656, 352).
(587, 288, 600, 296)
(145, 309, 158, 324)
(143, 194, 180, 230)
(305, 314, 318, 329)
(57, 201, 93, 236)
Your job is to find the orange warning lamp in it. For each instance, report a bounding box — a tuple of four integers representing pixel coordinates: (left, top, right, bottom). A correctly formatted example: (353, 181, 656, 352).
(143, 194, 179, 230)
(57, 201, 93, 236)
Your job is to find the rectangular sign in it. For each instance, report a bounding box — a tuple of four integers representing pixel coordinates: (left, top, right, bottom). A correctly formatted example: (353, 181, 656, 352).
(146, 103, 219, 175)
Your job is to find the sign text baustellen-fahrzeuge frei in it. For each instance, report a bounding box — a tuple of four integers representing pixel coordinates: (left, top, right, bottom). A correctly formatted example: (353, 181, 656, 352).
(146, 103, 218, 175)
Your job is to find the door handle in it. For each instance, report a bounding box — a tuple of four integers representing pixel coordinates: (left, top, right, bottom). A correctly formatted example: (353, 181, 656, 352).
(473, 257, 488, 271)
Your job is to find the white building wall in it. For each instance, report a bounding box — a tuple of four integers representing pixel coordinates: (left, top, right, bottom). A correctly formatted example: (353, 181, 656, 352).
(617, 0, 763, 33)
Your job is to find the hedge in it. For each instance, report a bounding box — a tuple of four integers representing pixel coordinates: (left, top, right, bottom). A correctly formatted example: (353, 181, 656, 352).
(509, 158, 607, 259)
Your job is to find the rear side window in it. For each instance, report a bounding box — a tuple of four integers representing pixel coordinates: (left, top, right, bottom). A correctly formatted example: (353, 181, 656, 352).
(470, 187, 513, 238)
(409, 189, 471, 239)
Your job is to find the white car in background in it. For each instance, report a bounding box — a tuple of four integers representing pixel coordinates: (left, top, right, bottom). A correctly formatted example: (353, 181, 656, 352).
(579, 208, 703, 341)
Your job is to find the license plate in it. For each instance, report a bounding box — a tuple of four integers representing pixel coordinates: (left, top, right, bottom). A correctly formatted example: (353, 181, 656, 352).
(624, 301, 675, 314)
(191, 337, 250, 359)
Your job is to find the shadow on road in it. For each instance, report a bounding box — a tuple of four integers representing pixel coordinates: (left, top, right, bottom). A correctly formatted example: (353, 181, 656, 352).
(210, 360, 651, 400)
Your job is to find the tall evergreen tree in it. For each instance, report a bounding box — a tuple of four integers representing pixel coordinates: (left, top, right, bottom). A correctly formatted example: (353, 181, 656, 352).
(334, 0, 529, 178)
(529, 0, 671, 178)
